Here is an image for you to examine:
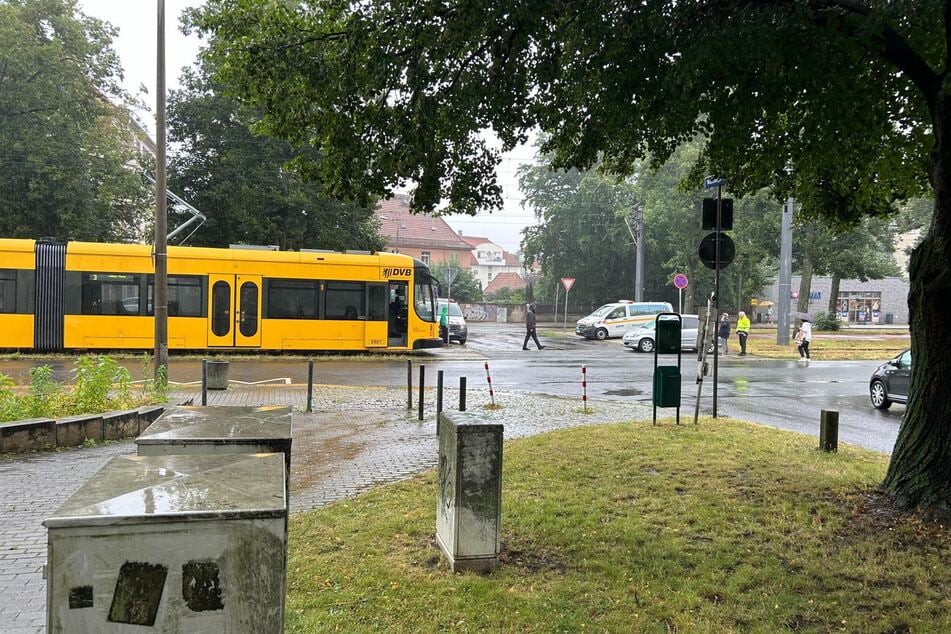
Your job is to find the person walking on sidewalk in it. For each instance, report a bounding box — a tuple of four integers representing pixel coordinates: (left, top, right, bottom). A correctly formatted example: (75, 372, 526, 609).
(797, 317, 812, 360)
(736, 311, 751, 356)
(717, 313, 731, 355)
(523, 303, 545, 350)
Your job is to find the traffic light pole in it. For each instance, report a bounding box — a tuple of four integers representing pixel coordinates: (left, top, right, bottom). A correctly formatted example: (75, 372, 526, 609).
(713, 184, 721, 418)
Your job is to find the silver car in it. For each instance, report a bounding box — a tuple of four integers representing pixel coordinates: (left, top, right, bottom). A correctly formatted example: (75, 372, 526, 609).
(437, 299, 468, 344)
(623, 315, 701, 353)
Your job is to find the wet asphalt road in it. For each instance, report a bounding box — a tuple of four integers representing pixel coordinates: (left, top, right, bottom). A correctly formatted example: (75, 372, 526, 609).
(0, 323, 903, 453)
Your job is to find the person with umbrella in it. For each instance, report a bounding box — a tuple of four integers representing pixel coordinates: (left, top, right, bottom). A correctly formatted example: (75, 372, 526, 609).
(796, 316, 812, 360)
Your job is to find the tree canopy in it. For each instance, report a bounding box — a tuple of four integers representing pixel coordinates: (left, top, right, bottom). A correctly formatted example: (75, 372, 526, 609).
(430, 260, 482, 303)
(0, 0, 151, 241)
(191, 1, 951, 515)
(168, 64, 384, 252)
(521, 143, 782, 313)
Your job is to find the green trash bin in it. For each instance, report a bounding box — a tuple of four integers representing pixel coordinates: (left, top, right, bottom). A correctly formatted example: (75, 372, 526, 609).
(653, 366, 681, 408)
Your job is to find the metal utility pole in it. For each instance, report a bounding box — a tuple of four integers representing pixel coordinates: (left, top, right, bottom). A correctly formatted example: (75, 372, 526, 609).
(712, 183, 722, 418)
(777, 198, 794, 345)
(153, 0, 169, 378)
(634, 205, 645, 302)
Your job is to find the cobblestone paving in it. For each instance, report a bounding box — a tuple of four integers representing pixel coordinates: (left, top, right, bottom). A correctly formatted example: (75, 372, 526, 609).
(0, 385, 649, 632)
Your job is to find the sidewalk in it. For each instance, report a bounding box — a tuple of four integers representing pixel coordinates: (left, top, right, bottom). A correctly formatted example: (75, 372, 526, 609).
(0, 384, 650, 632)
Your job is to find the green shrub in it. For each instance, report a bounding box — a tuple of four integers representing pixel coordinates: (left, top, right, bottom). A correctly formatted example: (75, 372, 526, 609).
(0, 373, 22, 421)
(139, 355, 169, 404)
(813, 311, 841, 331)
(27, 365, 65, 418)
(0, 355, 164, 424)
(72, 355, 133, 414)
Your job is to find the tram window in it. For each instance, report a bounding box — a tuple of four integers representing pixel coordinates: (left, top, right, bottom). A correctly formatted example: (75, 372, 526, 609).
(326, 282, 365, 320)
(0, 270, 15, 313)
(81, 273, 140, 315)
(267, 279, 318, 319)
(239, 282, 258, 337)
(368, 285, 387, 321)
(413, 277, 436, 322)
(211, 281, 231, 336)
(145, 276, 203, 317)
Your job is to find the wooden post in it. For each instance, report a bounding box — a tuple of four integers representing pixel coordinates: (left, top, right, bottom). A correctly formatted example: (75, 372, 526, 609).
(820, 410, 839, 452)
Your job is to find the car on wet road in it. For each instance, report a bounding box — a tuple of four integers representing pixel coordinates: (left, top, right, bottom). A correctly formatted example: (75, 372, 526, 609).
(623, 315, 700, 353)
(437, 299, 468, 344)
(869, 349, 911, 409)
(575, 301, 673, 340)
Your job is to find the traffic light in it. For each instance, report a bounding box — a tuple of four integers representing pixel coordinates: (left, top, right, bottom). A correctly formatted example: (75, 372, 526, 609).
(701, 198, 733, 230)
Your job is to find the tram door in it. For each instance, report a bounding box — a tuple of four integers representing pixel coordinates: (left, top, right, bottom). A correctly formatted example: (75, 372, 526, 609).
(387, 281, 408, 347)
(208, 274, 262, 347)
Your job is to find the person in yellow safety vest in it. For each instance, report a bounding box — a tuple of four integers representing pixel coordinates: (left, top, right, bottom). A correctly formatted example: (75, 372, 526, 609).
(736, 310, 751, 356)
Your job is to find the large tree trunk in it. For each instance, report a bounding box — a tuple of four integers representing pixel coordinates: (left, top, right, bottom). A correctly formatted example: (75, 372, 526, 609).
(797, 223, 816, 314)
(882, 122, 951, 519)
(827, 273, 841, 315)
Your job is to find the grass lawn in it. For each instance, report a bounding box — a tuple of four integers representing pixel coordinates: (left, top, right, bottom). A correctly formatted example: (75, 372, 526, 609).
(286, 419, 950, 632)
(746, 331, 910, 360)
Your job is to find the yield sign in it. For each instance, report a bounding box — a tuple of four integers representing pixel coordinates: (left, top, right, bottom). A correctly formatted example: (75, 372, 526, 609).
(561, 277, 576, 292)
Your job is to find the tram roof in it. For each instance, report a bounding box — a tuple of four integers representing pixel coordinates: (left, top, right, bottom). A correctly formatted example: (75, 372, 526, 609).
(1, 239, 417, 267)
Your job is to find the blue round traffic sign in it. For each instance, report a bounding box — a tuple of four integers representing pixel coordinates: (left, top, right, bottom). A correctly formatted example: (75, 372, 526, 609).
(673, 273, 689, 289)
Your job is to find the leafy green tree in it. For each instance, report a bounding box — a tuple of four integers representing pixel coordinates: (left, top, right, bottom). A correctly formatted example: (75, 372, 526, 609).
(192, 1, 951, 514)
(521, 143, 781, 314)
(634, 143, 781, 314)
(0, 0, 151, 241)
(790, 218, 900, 315)
(430, 261, 482, 303)
(520, 165, 635, 306)
(484, 287, 525, 304)
(167, 65, 384, 251)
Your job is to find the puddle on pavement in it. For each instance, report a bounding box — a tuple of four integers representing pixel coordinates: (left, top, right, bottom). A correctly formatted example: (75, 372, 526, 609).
(603, 388, 643, 396)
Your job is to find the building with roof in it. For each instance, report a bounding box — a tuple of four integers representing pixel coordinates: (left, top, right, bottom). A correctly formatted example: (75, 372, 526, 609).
(483, 271, 527, 297)
(376, 196, 475, 267)
(457, 234, 526, 289)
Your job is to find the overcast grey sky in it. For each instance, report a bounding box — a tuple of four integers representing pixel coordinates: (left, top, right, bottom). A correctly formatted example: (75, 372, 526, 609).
(78, 0, 537, 252)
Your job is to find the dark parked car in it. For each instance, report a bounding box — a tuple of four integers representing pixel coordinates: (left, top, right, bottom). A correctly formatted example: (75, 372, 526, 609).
(869, 349, 911, 409)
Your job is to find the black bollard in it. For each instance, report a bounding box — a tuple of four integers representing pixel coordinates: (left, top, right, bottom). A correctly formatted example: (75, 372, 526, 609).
(306, 359, 314, 413)
(459, 376, 467, 412)
(407, 360, 413, 410)
(201, 359, 208, 406)
(418, 365, 426, 421)
(436, 370, 444, 435)
(437, 370, 444, 414)
(820, 410, 839, 452)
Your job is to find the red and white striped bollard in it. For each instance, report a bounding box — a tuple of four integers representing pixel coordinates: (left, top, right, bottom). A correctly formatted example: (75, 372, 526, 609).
(484, 361, 496, 406)
(582, 365, 588, 413)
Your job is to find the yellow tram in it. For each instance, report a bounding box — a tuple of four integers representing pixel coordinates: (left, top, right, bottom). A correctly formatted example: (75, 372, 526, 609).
(0, 238, 442, 352)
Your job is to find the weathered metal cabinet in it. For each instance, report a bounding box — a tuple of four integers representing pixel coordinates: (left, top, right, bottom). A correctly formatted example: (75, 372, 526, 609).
(43, 453, 287, 633)
(135, 406, 293, 496)
(436, 411, 504, 572)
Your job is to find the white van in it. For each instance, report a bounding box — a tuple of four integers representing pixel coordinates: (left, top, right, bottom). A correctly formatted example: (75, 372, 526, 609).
(575, 301, 674, 340)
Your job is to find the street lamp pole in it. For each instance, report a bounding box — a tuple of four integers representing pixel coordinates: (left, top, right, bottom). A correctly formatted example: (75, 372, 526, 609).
(153, 0, 168, 379)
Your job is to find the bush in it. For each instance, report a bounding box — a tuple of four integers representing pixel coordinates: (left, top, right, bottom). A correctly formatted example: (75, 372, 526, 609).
(812, 311, 841, 331)
(0, 355, 165, 424)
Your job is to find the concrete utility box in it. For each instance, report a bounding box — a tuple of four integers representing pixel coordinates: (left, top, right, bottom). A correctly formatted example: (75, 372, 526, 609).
(135, 406, 293, 497)
(43, 453, 287, 633)
(436, 411, 503, 573)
